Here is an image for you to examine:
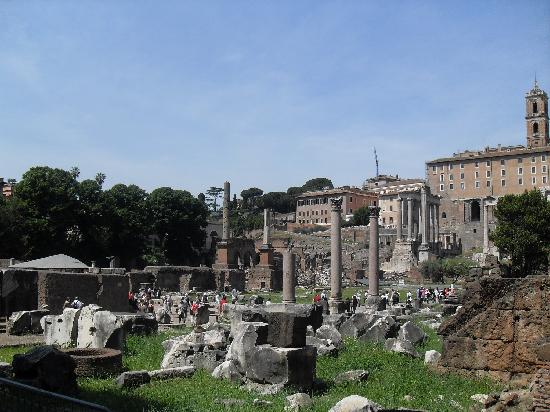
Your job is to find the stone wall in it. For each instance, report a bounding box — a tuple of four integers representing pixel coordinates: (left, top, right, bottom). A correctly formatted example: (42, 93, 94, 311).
(128, 271, 155, 292)
(438, 275, 549, 386)
(145, 266, 245, 292)
(0, 270, 38, 316)
(37, 272, 130, 314)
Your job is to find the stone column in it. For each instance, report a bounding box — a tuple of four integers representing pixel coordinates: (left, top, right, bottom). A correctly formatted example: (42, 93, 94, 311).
(368, 206, 380, 297)
(396, 197, 403, 241)
(329, 197, 343, 309)
(435, 204, 440, 249)
(407, 198, 413, 241)
(483, 202, 490, 253)
(263, 208, 271, 245)
(430, 204, 435, 245)
(222, 181, 230, 240)
(419, 187, 430, 262)
(282, 249, 296, 303)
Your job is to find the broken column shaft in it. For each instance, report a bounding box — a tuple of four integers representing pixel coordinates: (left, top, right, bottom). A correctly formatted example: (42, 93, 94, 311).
(282, 249, 296, 304)
(368, 206, 380, 297)
(329, 197, 343, 308)
(222, 181, 230, 240)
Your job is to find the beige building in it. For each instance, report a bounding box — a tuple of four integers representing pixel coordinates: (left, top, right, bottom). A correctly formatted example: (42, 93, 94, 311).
(426, 81, 550, 251)
(295, 187, 378, 225)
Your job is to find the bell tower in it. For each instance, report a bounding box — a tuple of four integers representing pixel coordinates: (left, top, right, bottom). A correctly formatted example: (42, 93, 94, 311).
(525, 79, 549, 148)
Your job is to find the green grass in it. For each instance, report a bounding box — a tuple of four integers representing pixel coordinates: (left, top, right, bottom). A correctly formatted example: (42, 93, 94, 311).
(0, 327, 501, 412)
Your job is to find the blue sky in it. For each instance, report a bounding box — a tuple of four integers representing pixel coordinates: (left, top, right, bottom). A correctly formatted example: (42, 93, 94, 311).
(1, 1, 549, 196)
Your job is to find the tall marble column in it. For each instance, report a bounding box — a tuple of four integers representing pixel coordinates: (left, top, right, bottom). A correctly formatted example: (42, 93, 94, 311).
(329, 197, 343, 309)
(435, 204, 440, 248)
(263, 208, 271, 245)
(368, 206, 380, 297)
(483, 202, 490, 253)
(419, 187, 430, 262)
(222, 181, 230, 240)
(282, 249, 296, 303)
(396, 197, 403, 241)
(407, 198, 413, 241)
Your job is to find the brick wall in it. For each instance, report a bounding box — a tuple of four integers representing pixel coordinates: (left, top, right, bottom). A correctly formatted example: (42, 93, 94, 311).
(0, 270, 38, 316)
(438, 276, 549, 387)
(37, 272, 129, 314)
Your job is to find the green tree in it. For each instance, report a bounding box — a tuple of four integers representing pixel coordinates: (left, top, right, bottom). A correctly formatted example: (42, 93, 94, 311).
(351, 206, 371, 226)
(240, 187, 263, 207)
(206, 187, 223, 212)
(490, 189, 550, 276)
(15, 166, 80, 258)
(441, 257, 476, 281)
(302, 178, 333, 192)
(419, 260, 444, 283)
(147, 187, 208, 265)
(103, 184, 149, 268)
(257, 192, 294, 213)
(0, 196, 28, 258)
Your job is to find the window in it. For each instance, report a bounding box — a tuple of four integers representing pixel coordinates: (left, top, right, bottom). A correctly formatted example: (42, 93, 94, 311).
(475, 171, 479, 178)
(439, 165, 443, 171)
(349, 196, 353, 202)
(519, 178, 523, 185)
(543, 165, 547, 173)
(325, 218, 328, 223)
(460, 163, 464, 169)
(486, 180, 491, 187)
(449, 174, 454, 181)
(449, 183, 454, 190)
(349, 209, 353, 213)
(389, 205, 393, 211)
(544, 176, 547, 184)
(449, 164, 454, 170)
(533, 101, 538, 113)
(532, 166, 536, 174)
(460, 173, 465, 179)
(532, 176, 536, 184)
(382, 218, 386, 224)
(475, 161, 479, 167)
(533, 123, 539, 134)
(432, 165, 436, 172)
(486, 170, 491, 178)
(518, 167, 523, 175)
(306, 211, 309, 216)
(475, 181, 480, 188)
(501, 169, 506, 176)
(501, 179, 506, 187)
(542, 155, 547, 162)
(440, 184, 444, 191)
(532, 156, 536, 163)
(389, 217, 393, 224)
(460, 182, 465, 190)
(486, 160, 490, 166)
(518, 158, 523, 164)
(442, 212, 447, 219)
(440, 174, 444, 182)
(500, 159, 505, 166)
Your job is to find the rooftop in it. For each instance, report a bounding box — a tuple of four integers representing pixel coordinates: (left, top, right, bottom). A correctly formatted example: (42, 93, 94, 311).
(10, 254, 89, 270)
(296, 186, 375, 198)
(426, 144, 550, 164)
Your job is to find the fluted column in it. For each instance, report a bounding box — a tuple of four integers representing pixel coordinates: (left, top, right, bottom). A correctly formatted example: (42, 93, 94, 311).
(222, 181, 230, 240)
(483, 202, 490, 253)
(263, 208, 271, 245)
(396, 197, 402, 241)
(368, 206, 380, 297)
(407, 198, 413, 241)
(420, 187, 428, 247)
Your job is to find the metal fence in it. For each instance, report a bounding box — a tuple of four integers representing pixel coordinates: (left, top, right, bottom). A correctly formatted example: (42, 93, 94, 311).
(0, 377, 111, 412)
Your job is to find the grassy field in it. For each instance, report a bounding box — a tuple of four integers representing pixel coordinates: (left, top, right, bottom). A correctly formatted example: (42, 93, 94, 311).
(0, 324, 500, 412)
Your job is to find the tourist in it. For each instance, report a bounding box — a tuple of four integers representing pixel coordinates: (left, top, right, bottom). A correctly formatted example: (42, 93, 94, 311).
(219, 294, 227, 314)
(345, 297, 351, 314)
(313, 293, 321, 303)
(320, 290, 327, 300)
(72, 297, 83, 309)
(179, 297, 189, 323)
(351, 294, 358, 313)
(392, 290, 400, 305)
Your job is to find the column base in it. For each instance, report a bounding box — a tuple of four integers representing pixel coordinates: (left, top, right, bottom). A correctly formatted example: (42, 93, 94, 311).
(328, 299, 347, 314)
(418, 244, 430, 262)
(282, 299, 296, 304)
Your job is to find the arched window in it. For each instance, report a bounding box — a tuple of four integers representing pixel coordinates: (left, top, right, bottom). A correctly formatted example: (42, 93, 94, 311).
(533, 122, 539, 134)
(442, 212, 447, 219)
(533, 101, 538, 113)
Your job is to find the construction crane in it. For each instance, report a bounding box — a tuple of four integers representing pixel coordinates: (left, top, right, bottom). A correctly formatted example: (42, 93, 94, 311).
(374, 147, 379, 177)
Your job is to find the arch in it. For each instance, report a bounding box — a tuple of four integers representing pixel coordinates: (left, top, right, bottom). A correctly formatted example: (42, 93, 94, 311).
(533, 122, 539, 134)
(471, 200, 481, 222)
(442, 212, 447, 219)
(533, 101, 538, 113)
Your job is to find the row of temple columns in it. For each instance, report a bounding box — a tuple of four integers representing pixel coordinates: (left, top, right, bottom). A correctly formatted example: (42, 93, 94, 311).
(394, 189, 440, 246)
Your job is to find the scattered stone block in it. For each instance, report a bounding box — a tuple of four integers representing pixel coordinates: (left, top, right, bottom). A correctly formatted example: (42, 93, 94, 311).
(329, 395, 381, 412)
(212, 360, 243, 383)
(334, 369, 369, 385)
(359, 316, 399, 343)
(306, 336, 338, 357)
(115, 370, 150, 388)
(42, 308, 81, 347)
(285, 393, 312, 411)
(398, 321, 427, 345)
(384, 338, 420, 358)
(12, 345, 78, 396)
(315, 324, 342, 348)
(149, 366, 195, 381)
(243, 381, 285, 395)
(7, 311, 31, 335)
(424, 350, 441, 365)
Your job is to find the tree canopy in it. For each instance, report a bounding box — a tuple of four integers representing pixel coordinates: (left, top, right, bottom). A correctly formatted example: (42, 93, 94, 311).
(490, 189, 550, 276)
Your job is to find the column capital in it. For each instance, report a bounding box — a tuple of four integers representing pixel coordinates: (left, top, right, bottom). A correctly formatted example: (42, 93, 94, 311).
(368, 205, 381, 217)
(330, 197, 343, 211)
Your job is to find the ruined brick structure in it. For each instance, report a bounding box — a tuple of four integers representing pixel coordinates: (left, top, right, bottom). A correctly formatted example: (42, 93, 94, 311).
(144, 266, 245, 293)
(532, 344, 550, 412)
(438, 275, 549, 387)
(0, 269, 38, 316)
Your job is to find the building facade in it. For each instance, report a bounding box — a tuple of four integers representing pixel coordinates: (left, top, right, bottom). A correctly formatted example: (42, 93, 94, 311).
(426, 81, 550, 251)
(295, 187, 378, 225)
